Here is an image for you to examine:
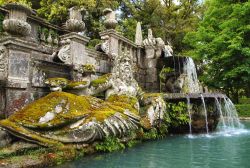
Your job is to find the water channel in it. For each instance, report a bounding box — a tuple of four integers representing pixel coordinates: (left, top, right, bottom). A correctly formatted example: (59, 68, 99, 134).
(56, 121, 250, 168)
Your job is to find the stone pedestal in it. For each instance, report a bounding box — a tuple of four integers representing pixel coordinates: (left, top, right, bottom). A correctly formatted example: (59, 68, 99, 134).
(60, 33, 90, 66)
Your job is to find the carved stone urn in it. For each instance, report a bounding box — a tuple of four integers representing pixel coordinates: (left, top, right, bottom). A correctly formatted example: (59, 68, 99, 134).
(65, 7, 85, 32)
(3, 3, 32, 36)
(103, 8, 117, 29)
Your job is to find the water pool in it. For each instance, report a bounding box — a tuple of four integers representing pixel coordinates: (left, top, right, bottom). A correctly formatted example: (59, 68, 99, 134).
(56, 121, 250, 168)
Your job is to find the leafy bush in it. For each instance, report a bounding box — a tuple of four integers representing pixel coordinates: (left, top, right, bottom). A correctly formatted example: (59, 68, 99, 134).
(235, 104, 250, 117)
(95, 137, 125, 152)
(239, 98, 250, 104)
(167, 102, 189, 127)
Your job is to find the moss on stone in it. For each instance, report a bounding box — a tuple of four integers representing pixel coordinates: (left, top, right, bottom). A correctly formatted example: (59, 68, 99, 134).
(142, 93, 162, 99)
(65, 81, 88, 89)
(7, 92, 91, 129)
(90, 73, 112, 87)
(45, 78, 69, 87)
(0, 92, 140, 146)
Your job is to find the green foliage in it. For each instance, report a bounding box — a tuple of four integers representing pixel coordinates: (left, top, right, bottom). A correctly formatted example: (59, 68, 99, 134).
(183, 0, 250, 101)
(159, 67, 174, 92)
(235, 104, 250, 117)
(126, 140, 140, 148)
(239, 98, 250, 104)
(95, 137, 125, 152)
(167, 102, 189, 127)
(120, 0, 204, 53)
(0, 0, 32, 8)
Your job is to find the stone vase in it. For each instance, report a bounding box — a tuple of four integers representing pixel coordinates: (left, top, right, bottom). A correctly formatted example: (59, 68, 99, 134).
(3, 3, 32, 36)
(103, 8, 117, 29)
(65, 7, 85, 32)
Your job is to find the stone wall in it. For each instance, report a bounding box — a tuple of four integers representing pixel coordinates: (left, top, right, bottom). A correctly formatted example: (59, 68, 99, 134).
(0, 5, 164, 117)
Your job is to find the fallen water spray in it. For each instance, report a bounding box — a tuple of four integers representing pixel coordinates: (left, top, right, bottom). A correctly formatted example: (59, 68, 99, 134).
(200, 94, 209, 134)
(186, 97, 192, 135)
(215, 97, 226, 130)
(183, 57, 200, 93)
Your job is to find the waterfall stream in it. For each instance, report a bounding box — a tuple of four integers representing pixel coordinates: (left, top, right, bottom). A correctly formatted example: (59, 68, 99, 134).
(186, 97, 192, 135)
(200, 94, 209, 134)
(183, 58, 200, 93)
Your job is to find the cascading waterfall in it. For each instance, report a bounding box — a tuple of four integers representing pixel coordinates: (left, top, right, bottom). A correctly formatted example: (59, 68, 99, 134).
(215, 96, 244, 133)
(200, 94, 209, 134)
(186, 97, 192, 135)
(183, 57, 200, 93)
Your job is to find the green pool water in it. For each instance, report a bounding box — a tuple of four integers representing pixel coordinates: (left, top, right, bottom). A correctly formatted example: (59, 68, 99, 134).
(57, 121, 250, 168)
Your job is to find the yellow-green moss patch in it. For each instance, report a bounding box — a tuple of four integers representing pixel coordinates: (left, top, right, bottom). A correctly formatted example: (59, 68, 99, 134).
(66, 81, 89, 89)
(90, 73, 111, 87)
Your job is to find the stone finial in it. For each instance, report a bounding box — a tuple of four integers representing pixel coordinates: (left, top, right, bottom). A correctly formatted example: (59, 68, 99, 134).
(135, 22, 143, 46)
(3, 3, 32, 36)
(103, 8, 117, 29)
(65, 7, 85, 32)
(148, 29, 153, 39)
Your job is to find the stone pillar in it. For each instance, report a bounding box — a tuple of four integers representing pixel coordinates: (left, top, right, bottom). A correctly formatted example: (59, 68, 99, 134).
(60, 33, 90, 66)
(3, 3, 32, 36)
(99, 29, 119, 58)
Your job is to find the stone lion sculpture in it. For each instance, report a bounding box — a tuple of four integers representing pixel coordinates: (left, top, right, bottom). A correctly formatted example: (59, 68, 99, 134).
(0, 52, 166, 147)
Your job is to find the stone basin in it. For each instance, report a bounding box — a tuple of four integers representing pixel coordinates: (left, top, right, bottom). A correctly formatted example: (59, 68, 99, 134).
(163, 93, 225, 134)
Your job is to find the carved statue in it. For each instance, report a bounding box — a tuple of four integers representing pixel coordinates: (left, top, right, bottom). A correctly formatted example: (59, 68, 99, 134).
(52, 39, 71, 64)
(143, 29, 174, 59)
(0, 52, 166, 147)
(0, 46, 7, 72)
(164, 41, 173, 57)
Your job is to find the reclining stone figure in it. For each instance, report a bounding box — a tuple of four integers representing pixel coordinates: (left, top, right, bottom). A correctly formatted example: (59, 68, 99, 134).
(0, 52, 166, 147)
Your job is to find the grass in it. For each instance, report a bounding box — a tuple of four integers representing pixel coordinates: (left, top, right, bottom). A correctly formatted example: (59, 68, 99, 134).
(235, 104, 250, 117)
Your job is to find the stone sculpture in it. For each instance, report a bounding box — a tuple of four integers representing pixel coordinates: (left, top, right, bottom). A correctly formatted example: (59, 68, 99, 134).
(164, 41, 173, 57)
(0, 51, 166, 147)
(0, 45, 7, 81)
(103, 8, 117, 29)
(52, 39, 71, 64)
(65, 7, 85, 32)
(3, 3, 32, 36)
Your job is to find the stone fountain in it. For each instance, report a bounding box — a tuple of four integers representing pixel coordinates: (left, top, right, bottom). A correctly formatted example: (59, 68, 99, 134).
(0, 3, 241, 152)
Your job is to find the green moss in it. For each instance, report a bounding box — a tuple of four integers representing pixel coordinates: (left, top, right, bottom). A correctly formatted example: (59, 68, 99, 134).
(82, 64, 95, 73)
(45, 78, 69, 87)
(65, 81, 88, 89)
(7, 92, 92, 128)
(0, 92, 141, 146)
(90, 73, 112, 87)
(0, 120, 63, 147)
(142, 93, 162, 99)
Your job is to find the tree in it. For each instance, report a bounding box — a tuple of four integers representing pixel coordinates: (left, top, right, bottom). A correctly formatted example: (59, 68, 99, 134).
(183, 0, 250, 102)
(119, 0, 203, 53)
(37, 0, 120, 43)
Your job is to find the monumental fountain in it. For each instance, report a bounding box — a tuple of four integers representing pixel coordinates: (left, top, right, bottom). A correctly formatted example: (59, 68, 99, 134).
(0, 3, 243, 166)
